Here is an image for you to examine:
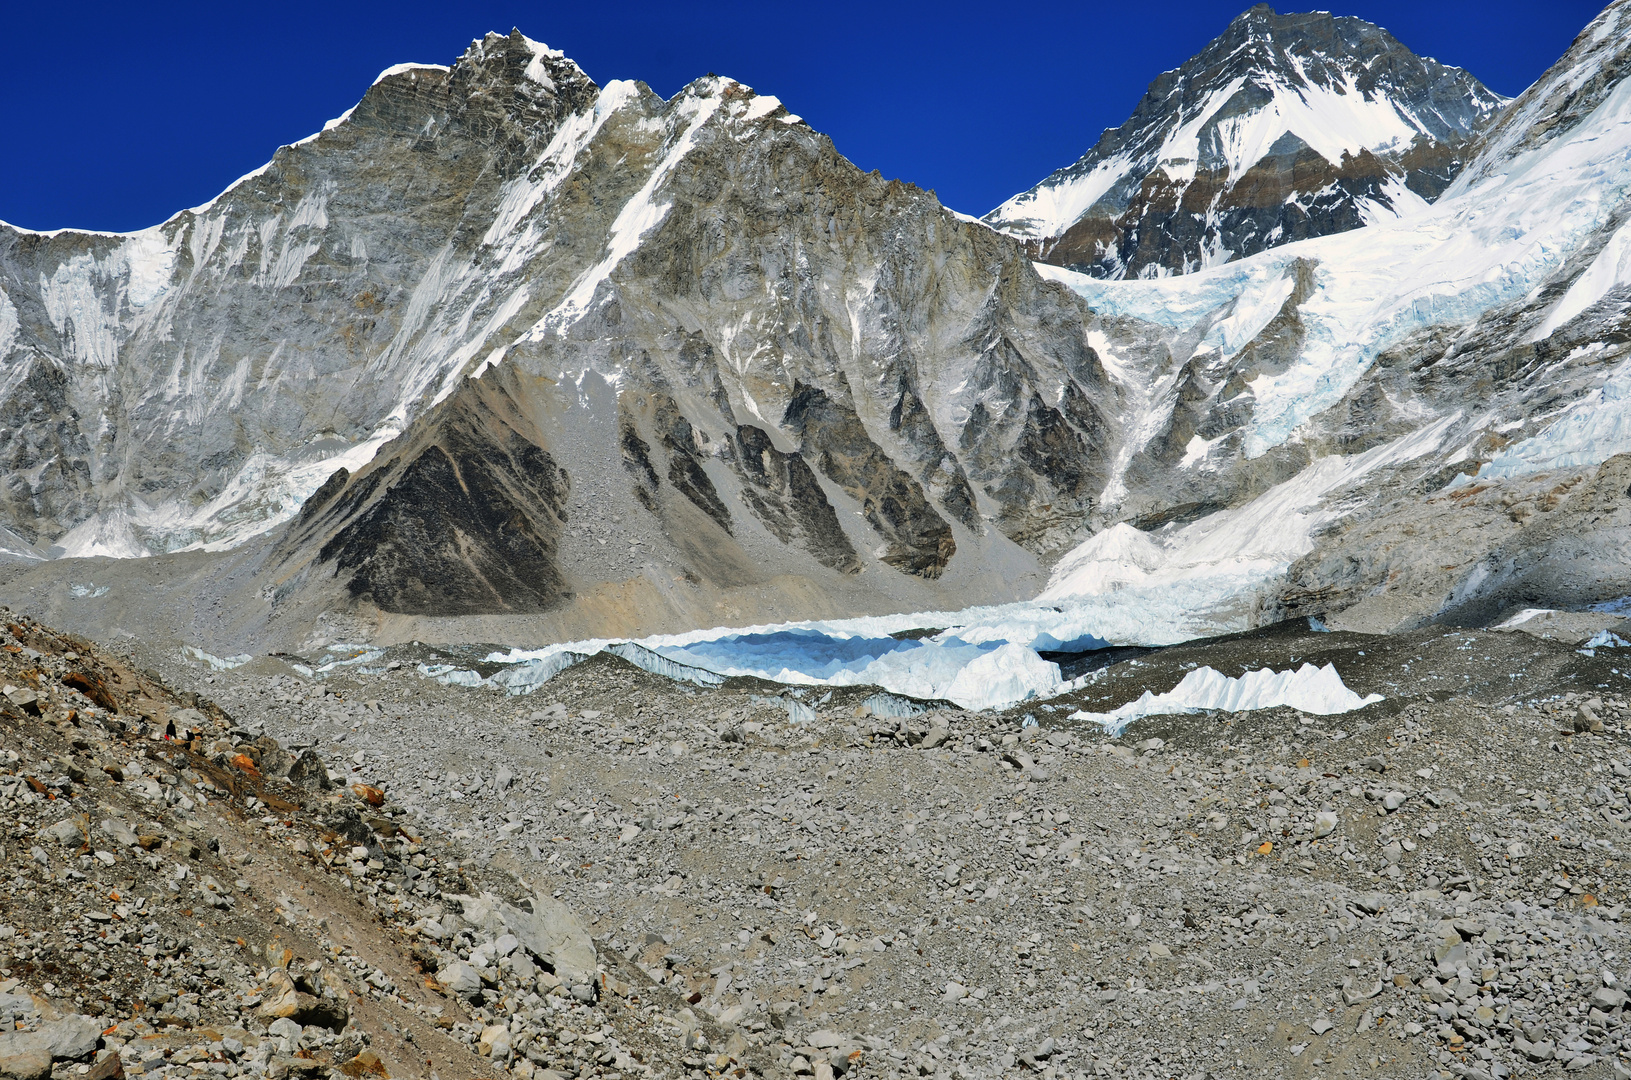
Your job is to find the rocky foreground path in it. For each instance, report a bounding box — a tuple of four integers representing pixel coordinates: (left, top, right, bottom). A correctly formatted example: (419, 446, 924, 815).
(91, 619, 1631, 1080)
(0, 613, 761, 1080)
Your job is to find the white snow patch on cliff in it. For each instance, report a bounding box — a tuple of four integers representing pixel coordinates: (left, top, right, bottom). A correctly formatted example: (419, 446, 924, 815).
(40, 254, 120, 371)
(1535, 216, 1631, 339)
(520, 36, 564, 88)
(54, 420, 405, 558)
(987, 63, 1492, 241)
(122, 231, 177, 308)
(54, 508, 151, 560)
(985, 153, 1132, 240)
(0, 288, 29, 415)
(372, 62, 450, 87)
(1471, 355, 1631, 481)
(741, 94, 783, 122)
(527, 86, 723, 338)
(0, 287, 18, 359)
(1200, 71, 1421, 181)
(1044, 523, 1165, 596)
(321, 107, 356, 133)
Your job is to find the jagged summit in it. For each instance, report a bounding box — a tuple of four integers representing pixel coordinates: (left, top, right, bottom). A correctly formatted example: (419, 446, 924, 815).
(985, 6, 1508, 278)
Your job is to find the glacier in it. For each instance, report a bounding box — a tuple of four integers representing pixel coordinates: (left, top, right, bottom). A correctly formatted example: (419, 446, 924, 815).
(1040, 57, 1631, 462)
(481, 625, 1069, 712)
(435, 7, 1631, 716)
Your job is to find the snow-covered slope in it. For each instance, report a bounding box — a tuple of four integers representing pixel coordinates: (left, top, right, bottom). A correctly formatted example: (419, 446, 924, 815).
(1030, 0, 1631, 634)
(986, 5, 1507, 279)
(1049, 0, 1631, 470)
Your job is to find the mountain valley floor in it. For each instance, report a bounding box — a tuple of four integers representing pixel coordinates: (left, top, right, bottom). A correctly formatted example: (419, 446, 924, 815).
(16, 610, 1612, 1080)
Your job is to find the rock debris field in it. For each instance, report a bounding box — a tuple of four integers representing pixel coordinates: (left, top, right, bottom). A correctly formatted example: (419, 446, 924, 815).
(0, 614, 769, 1080)
(9, 612, 1631, 1080)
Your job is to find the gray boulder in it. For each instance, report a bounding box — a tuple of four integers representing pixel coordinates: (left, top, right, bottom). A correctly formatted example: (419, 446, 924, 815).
(35, 819, 82, 847)
(437, 960, 483, 999)
(466, 892, 597, 984)
(287, 751, 333, 791)
(0, 1015, 103, 1075)
(97, 818, 138, 848)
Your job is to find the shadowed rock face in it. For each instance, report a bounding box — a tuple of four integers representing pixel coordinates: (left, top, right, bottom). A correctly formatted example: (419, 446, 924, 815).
(986, 5, 1507, 279)
(727, 423, 862, 575)
(320, 441, 570, 616)
(280, 366, 572, 616)
(649, 392, 732, 533)
(782, 381, 954, 578)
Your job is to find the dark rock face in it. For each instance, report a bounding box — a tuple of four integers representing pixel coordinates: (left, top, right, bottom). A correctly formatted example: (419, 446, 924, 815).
(649, 392, 733, 533)
(727, 423, 862, 576)
(986, 5, 1507, 279)
(282, 365, 573, 616)
(782, 381, 955, 578)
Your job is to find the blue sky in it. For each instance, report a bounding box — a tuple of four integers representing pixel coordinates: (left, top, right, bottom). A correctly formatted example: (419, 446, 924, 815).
(3, 1, 1605, 232)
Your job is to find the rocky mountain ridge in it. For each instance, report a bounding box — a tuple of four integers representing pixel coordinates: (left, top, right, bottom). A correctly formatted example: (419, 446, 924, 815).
(0, 30, 1114, 640)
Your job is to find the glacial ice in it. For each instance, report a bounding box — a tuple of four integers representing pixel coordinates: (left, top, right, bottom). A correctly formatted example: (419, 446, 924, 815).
(418, 414, 1448, 711)
(464, 423, 1459, 712)
(181, 646, 253, 671)
(861, 693, 929, 719)
(1041, 63, 1631, 462)
(483, 629, 1064, 711)
(1068, 663, 1383, 734)
(463, 610, 1386, 719)
(1579, 630, 1630, 657)
(1471, 355, 1631, 482)
(488, 651, 587, 694)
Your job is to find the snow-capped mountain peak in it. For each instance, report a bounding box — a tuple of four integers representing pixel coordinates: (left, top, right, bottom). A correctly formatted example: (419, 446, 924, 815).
(986, 5, 1508, 279)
